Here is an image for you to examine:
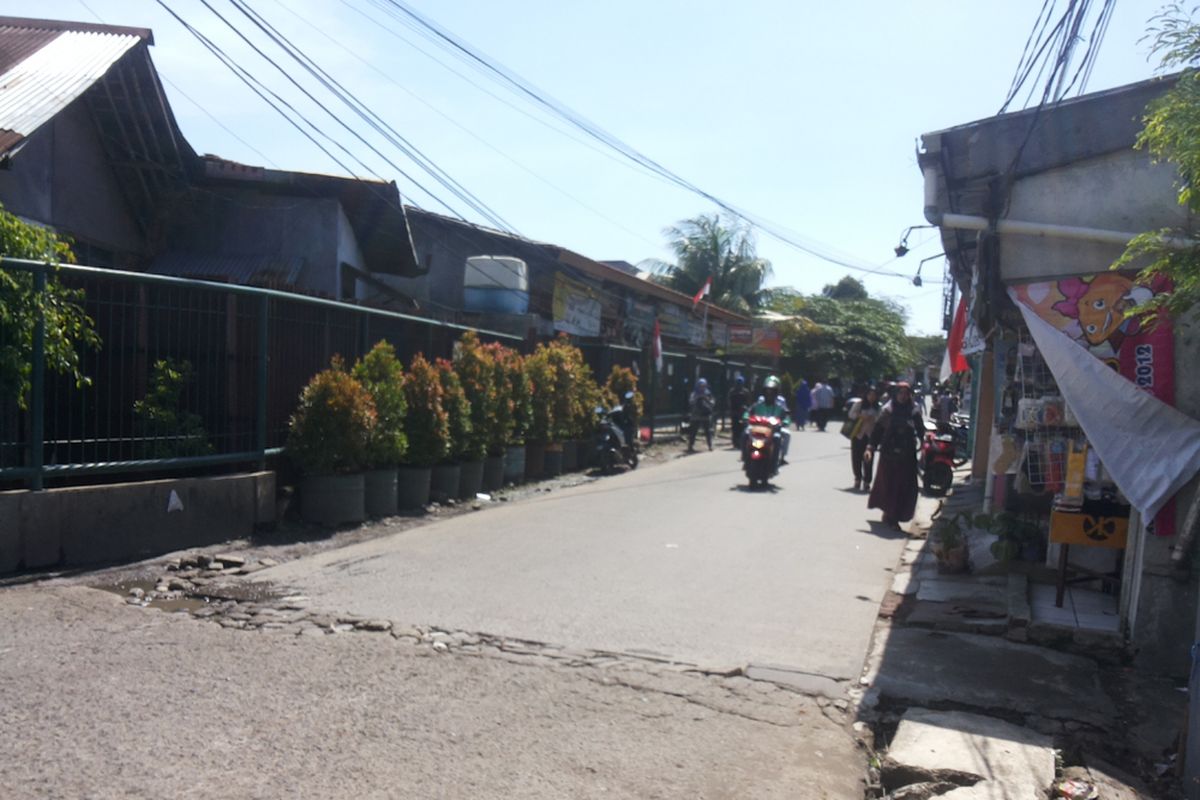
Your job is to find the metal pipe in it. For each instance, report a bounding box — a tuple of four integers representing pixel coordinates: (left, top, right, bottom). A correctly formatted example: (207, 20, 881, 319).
(937, 212, 1195, 249)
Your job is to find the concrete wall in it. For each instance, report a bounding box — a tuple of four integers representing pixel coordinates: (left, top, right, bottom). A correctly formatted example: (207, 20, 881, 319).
(0, 472, 275, 574)
(1001, 150, 1189, 282)
(0, 98, 145, 262)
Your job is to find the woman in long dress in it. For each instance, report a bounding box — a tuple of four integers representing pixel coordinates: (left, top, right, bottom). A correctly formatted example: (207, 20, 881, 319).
(867, 383, 924, 527)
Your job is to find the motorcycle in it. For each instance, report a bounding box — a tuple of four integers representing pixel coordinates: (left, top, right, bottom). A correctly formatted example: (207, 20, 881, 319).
(948, 411, 971, 466)
(742, 413, 783, 488)
(594, 392, 639, 474)
(920, 427, 956, 496)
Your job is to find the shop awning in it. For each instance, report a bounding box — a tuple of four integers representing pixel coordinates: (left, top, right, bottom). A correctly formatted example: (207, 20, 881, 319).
(1009, 288, 1200, 523)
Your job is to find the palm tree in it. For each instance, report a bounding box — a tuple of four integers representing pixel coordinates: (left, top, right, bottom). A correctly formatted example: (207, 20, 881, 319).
(645, 214, 772, 314)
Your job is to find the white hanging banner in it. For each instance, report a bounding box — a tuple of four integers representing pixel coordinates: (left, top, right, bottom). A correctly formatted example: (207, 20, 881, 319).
(1009, 287, 1200, 522)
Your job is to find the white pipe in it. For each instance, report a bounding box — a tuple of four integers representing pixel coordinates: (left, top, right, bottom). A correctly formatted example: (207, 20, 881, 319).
(937, 212, 1195, 249)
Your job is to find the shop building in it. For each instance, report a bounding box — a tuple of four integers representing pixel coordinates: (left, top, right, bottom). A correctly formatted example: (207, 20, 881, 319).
(919, 73, 1200, 676)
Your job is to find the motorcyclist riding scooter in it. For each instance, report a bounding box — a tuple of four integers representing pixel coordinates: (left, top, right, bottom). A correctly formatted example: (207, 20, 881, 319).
(742, 376, 791, 475)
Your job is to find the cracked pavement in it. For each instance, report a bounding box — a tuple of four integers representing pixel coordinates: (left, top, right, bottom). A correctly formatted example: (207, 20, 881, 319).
(1, 433, 902, 798)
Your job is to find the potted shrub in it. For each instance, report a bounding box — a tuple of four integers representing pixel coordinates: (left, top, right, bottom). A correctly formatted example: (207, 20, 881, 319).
(484, 342, 525, 486)
(432, 357, 472, 502)
(454, 332, 496, 497)
(351, 341, 407, 518)
(286, 358, 376, 525)
(976, 512, 1044, 565)
(524, 345, 556, 480)
(931, 513, 970, 574)
(399, 354, 450, 509)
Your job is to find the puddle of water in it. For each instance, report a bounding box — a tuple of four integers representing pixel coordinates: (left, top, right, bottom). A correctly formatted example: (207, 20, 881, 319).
(95, 579, 211, 613)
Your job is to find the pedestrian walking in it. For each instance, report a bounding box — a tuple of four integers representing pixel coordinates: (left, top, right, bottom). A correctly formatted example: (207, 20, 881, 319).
(846, 387, 880, 492)
(867, 382, 924, 528)
(793, 379, 811, 431)
(811, 380, 834, 431)
(686, 378, 715, 452)
(728, 376, 751, 448)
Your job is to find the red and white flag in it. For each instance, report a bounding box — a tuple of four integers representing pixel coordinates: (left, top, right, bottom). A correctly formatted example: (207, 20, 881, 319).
(652, 318, 663, 372)
(939, 296, 970, 382)
(692, 277, 712, 308)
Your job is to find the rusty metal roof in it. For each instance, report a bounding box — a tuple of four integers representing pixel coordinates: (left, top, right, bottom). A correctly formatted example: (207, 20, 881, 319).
(0, 18, 148, 158)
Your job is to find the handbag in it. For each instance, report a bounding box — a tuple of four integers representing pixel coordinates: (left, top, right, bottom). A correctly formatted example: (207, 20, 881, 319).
(839, 417, 857, 439)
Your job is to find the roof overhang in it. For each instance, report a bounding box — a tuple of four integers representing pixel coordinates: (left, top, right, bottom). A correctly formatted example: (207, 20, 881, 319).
(200, 156, 423, 277)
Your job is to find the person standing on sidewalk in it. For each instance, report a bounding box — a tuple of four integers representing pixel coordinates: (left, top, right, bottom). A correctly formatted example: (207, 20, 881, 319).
(847, 386, 880, 492)
(793, 379, 811, 431)
(811, 380, 834, 431)
(867, 382, 923, 528)
(728, 376, 751, 448)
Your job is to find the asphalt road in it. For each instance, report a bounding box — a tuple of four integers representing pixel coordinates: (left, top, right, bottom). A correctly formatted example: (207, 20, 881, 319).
(265, 428, 908, 684)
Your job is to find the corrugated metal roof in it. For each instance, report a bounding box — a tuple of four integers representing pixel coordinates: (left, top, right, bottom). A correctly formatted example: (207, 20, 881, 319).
(0, 27, 143, 156)
(150, 251, 307, 288)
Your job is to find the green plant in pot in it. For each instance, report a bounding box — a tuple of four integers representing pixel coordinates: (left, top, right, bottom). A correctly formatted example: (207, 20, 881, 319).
(287, 357, 376, 525)
(523, 347, 556, 479)
(605, 364, 643, 427)
(975, 512, 1043, 563)
(433, 357, 472, 501)
(351, 341, 407, 518)
(486, 343, 528, 484)
(398, 353, 450, 509)
(454, 332, 496, 494)
(931, 513, 970, 573)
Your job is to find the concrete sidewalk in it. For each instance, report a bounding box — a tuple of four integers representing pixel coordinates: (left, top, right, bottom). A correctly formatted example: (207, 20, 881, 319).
(857, 479, 1170, 799)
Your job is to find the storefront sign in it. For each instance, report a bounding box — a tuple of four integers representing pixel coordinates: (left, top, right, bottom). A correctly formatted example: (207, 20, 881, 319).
(1012, 272, 1176, 534)
(726, 325, 781, 356)
(552, 273, 601, 337)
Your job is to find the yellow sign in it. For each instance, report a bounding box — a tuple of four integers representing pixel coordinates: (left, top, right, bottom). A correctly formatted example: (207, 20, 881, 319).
(1049, 509, 1128, 549)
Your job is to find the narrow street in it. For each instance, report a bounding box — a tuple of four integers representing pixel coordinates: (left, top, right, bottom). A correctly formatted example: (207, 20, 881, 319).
(0, 431, 906, 799)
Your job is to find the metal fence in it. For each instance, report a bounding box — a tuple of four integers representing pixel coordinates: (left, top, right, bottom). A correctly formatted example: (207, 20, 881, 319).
(0, 258, 522, 490)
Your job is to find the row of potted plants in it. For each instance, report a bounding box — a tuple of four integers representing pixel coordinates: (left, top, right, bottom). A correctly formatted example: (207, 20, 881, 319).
(285, 333, 642, 525)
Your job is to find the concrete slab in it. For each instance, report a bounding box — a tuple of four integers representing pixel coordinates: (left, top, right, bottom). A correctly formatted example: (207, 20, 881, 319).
(867, 628, 1117, 726)
(904, 604, 1008, 635)
(883, 709, 1054, 796)
(744, 664, 843, 698)
(915, 577, 1007, 604)
(891, 571, 918, 596)
(934, 782, 1030, 799)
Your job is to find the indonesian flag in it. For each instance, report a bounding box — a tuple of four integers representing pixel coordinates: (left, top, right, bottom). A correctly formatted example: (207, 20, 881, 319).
(692, 277, 712, 308)
(939, 296, 970, 382)
(652, 318, 663, 372)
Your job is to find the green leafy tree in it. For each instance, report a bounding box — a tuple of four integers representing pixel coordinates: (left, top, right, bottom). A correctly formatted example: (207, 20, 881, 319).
(1113, 5, 1200, 318)
(605, 365, 643, 422)
(0, 204, 100, 407)
(646, 213, 773, 313)
(822, 276, 869, 301)
(133, 358, 212, 458)
(770, 291, 914, 385)
(351, 341, 408, 468)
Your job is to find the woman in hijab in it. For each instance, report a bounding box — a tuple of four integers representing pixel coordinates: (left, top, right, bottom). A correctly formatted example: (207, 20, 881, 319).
(867, 382, 924, 527)
(847, 386, 881, 492)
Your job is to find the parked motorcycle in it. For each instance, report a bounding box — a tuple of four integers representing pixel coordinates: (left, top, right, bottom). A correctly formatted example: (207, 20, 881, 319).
(742, 413, 783, 488)
(594, 392, 639, 474)
(920, 428, 956, 496)
(948, 411, 971, 466)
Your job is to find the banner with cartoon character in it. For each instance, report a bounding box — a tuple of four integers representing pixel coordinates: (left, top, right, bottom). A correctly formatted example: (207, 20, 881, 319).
(1011, 271, 1176, 533)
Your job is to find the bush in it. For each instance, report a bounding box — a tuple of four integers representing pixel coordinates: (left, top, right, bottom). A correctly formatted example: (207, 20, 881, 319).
(133, 358, 212, 458)
(0, 204, 100, 407)
(351, 341, 407, 468)
(436, 357, 472, 462)
(605, 365, 643, 422)
(525, 346, 556, 444)
(487, 343, 530, 447)
(401, 353, 451, 467)
(525, 336, 595, 443)
(287, 358, 376, 475)
(453, 332, 496, 461)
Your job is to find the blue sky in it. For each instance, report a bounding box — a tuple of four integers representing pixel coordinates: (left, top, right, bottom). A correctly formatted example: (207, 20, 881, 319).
(14, 0, 1171, 333)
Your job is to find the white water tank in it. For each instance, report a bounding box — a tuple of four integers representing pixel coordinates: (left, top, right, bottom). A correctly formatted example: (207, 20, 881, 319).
(463, 255, 529, 314)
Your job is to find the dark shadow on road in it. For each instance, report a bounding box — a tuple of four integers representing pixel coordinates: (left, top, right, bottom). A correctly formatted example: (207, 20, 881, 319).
(730, 483, 784, 494)
(858, 521, 908, 541)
